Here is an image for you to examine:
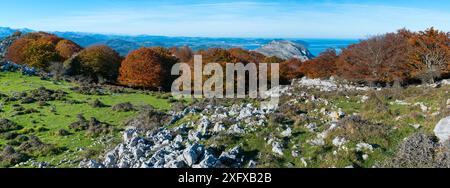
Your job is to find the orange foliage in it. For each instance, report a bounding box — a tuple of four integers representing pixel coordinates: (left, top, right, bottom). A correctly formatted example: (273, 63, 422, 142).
(300, 49, 338, 79)
(5, 37, 31, 64)
(55, 40, 82, 59)
(118, 47, 178, 90)
(336, 32, 411, 84)
(407, 27, 450, 80)
(76, 45, 122, 81)
(228, 48, 265, 64)
(170, 46, 193, 63)
(23, 40, 61, 69)
(280, 58, 303, 84)
(198, 48, 235, 63)
(6, 32, 81, 69)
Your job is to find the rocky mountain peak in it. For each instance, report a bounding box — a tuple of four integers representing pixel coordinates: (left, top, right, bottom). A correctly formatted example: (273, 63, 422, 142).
(255, 40, 314, 61)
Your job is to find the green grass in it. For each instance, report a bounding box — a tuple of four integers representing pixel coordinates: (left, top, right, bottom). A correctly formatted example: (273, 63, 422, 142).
(0, 72, 172, 167)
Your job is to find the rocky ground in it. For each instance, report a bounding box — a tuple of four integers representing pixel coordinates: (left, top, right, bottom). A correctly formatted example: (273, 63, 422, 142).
(81, 77, 450, 168)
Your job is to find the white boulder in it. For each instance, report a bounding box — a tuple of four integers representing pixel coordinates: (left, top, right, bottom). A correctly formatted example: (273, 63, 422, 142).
(434, 116, 450, 143)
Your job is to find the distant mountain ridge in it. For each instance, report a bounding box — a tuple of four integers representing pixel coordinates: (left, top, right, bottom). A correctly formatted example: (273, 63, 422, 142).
(0, 26, 356, 57)
(0, 27, 33, 38)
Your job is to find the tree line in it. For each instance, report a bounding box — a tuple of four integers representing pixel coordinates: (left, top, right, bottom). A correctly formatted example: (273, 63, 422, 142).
(4, 28, 450, 91)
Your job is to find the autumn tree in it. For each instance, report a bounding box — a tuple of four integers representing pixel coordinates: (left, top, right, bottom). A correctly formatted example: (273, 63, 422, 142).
(71, 45, 122, 82)
(55, 40, 82, 59)
(170, 46, 193, 63)
(118, 47, 178, 90)
(228, 48, 266, 64)
(22, 40, 61, 69)
(280, 58, 303, 84)
(300, 49, 338, 79)
(336, 32, 411, 84)
(263, 56, 284, 64)
(5, 37, 31, 64)
(408, 27, 450, 83)
(198, 48, 236, 64)
(6, 32, 81, 70)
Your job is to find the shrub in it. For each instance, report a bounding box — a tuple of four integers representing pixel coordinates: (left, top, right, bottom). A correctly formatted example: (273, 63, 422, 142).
(125, 108, 170, 131)
(55, 129, 71, 136)
(111, 102, 134, 112)
(388, 133, 450, 168)
(18, 136, 63, 156)
(333, 116, 391, 145)
(69, 45, 122, 82)
(90, 99, 107, 108)
(0, 119, 23, 133)
(0, 146, 29, 167)
(118, 47, 177, 90)
(69, 114, 114, 137)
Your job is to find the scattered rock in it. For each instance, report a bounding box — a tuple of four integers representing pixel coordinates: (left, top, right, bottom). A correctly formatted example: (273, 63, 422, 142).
(272, 142, 284, 156)
(356, 143, 373, 153)
(332, 137, 347, 147)
(79, 159, 105, 168)
(280, 128, 292, 137)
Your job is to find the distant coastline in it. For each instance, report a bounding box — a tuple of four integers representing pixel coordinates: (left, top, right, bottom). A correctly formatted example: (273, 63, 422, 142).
(1, 26, 358, 56)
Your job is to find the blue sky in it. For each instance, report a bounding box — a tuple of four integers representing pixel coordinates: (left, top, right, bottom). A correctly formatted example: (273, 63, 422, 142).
(0, 0, 449, 38)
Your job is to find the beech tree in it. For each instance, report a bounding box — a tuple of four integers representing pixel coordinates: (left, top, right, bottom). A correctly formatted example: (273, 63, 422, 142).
(280, 58, 303, 84)
(6, 32, 81, 70)
(118, 47, 178, 90)
(74, 45, 122, 82)
(336, 32, 411, 84)
(55, 40, 82, 59)
(23, 40, 61, 69)
(408, 27, 450, 83)
(170, 46, 193, 63)
(300, 49, 338, 79)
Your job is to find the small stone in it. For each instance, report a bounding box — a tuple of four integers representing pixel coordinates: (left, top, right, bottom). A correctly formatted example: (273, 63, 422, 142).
(356, 143, 373, 152)
(332, 137, 347, 147)
(228, 124, 245, 135)
(213, 122, 226, 133)
(247, 160, 258, 168)
(272, 142, 284, 156)
(280, 128, 292, 137)
(362, 154, 369, 160)
(411, 124, 421, 129)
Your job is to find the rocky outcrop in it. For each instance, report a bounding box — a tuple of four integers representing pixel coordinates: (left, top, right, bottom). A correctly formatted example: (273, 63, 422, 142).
(255, 40, 314, 61)
(80, 102, 275, 168)
(434, 116, 450, 143)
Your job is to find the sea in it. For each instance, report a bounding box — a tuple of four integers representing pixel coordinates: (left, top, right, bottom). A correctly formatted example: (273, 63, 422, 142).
(300, 39, 359, 56)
